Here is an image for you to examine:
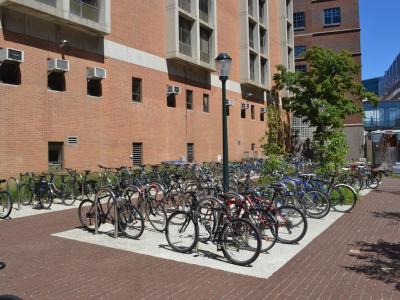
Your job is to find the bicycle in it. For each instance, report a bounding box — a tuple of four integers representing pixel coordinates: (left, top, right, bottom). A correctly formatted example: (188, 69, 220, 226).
(0, 179, 13, 219)
(165, 195, 262, 266)
(78, 187, 144, 239)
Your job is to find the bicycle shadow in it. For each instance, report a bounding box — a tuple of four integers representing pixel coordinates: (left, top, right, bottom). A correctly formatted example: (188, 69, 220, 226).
(342, 240, 400, 290)
(158, 244, 253, 267)
(373, 189, 400, 196)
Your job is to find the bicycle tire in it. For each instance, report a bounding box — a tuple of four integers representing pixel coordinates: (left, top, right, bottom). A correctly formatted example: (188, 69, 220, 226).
(78, 199, 97, 232)
(329, 184, 357, 213)
(62, 180, 77, 206)
(41, 189, 54, 209)
(275, 205, 308, 244)
(301, 189, 330, 219)
(18, 184, 33, 206)
(165, 210, 198, 253)
(118, 203, 144, 239)
(0, 191, 13, 219)
(145, 199, 167, 232)
(220, 218, 262, 266)
(367, 175, 380, 189)
(248, 208, 277, 252)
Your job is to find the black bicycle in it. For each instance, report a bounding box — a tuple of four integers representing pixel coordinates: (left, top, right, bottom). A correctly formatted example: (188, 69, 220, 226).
(165, 195, 262, 266)
(0, 179, 13, 219)
(78, 187, 145, 239)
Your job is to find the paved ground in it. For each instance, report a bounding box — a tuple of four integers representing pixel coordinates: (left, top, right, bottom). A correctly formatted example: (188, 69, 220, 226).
(0, 179, 399, 299)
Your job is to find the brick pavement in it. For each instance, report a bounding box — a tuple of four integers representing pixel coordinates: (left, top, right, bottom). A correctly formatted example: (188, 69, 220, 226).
(0, 178, 399, 299)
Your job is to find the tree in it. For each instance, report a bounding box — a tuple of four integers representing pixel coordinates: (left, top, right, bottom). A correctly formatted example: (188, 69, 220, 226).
(272, 47, 378, 173)
(273, 47, 378, 143)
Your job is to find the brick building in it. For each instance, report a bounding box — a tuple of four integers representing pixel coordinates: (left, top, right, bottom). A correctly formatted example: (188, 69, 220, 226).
(0, 0, 294, 177)
(292, 0, 363, 160)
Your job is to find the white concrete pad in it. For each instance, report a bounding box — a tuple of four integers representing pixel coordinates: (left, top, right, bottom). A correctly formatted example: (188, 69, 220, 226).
(53, 211, 345, 279)
(1, 200, 82, 220)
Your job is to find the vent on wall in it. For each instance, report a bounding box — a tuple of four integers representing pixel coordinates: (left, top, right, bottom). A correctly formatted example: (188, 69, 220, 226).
(132, 143, 143, 165)
(67, 136, 78, 145)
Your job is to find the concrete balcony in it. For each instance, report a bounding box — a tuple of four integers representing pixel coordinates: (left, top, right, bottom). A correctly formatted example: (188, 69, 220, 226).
(0, 0, 111, 35)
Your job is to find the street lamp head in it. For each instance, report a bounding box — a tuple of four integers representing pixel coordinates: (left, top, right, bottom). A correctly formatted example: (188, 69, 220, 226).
(215, 52, 232, 79)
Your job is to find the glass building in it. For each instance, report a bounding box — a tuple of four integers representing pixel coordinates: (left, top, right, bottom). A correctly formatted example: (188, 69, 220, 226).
(364, 100, 400, 131)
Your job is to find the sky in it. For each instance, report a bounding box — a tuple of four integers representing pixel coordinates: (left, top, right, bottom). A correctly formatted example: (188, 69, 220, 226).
(360, 0, 400, 80)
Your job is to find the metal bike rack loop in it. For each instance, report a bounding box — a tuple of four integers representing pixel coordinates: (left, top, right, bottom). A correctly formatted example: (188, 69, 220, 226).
(94, 188, 118, 239)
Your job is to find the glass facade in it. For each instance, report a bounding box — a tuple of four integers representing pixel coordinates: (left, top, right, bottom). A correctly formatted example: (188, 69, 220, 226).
(379, 52, 400, 99)
(364, 100, 400, 130)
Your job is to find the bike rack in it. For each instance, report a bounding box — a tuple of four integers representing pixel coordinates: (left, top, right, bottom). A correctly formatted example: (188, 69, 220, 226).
(6, 177, 20, 210)
(94, 188, 118, 239)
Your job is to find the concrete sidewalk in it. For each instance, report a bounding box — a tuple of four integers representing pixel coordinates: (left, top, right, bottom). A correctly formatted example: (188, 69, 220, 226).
(0, 178, 399, 299)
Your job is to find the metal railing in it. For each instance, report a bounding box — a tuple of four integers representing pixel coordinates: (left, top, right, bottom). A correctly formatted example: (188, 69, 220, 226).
(179, 41, 192, 56)
(70, 0, 100, 22)
(178, 0, 191, 13)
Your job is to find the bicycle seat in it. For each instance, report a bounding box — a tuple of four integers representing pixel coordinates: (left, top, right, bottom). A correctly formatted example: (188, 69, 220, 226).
(298, 173, 315, 179)
(0, 179, 6, 184)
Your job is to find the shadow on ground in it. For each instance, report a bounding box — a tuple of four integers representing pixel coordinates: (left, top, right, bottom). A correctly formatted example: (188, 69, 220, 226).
(343, 240, 400, 290)
(371, 211, 400, 224)
(374, 189, 400, 196)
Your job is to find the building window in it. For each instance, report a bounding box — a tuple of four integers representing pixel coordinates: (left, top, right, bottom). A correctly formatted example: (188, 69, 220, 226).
(187, 143, 194, 162)
(251, 105, 255, 119)
(295, 46, 306, 59)
(132, 143, 143, 165)
(132, 77, 142, 102)
(261, 58, 267, 85)
(260, 108, 265, 121)
(293, 12, 305, 30)
(48, 72, 66, 91)
(324, 8, 341, 26)
(167, 94, 176, 108)
(186, 90, 193, 110)
(227, 105, 230, 117)
(87, 79, 102, 97)
(259, 0, 266, 22)
(179, 16, 192, 56)
(179, 0, 191, 13)
(203, 93, 209, 112)
(0, 62, 21, 85)
(249, 52, 256, 81)
(248, 0, 253, 16)
(241, 105, 246, 119)
(199, 0, 209, 22)
(295, 65, 307, 73)
(260, 28, 267, 55)
(249, 20, 256, 49)
(200, 26, 212, 63)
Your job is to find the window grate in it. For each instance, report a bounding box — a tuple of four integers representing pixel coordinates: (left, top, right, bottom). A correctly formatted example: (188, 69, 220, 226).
(187, 143, 194, 163)
(67, 136, 78, 145)
(132, 143, 143, 165)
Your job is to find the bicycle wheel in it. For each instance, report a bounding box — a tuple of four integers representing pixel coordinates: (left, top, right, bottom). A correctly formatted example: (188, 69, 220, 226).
(78, 199, 97, 232)
(329, 184, 357, 213)
(62, 180, 77, 206)
(275, 205, 308, 244)
(145, 199, 167, 232)
(165, 211, 198, 253)
(301, 190, 330, 219)
(18, 184, 33, 206)
(367, 174, 380, 189)
(0, 191, 13, 219)
(248, 208, 277, 252)
(41, 189, 54, 209)
(118, 203, 144, 239)
(220, 218, 261, 266)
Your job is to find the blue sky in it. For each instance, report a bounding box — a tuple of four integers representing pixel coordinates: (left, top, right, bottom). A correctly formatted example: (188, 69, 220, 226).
(360, 0, 400, 80)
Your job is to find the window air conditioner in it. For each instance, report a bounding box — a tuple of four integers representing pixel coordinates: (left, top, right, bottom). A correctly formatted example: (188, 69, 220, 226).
(0, 48, 24, 63)
(226, 99, 235, 106)
(241, 103, 250, 109)
(167, 85, 181, 95)
(87, 67, 107, 79)
(48, 58, 69, 72)
(261, 107, 267, 113)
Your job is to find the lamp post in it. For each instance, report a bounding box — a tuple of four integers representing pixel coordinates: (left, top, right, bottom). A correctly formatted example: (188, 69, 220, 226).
(215, 53, 232, 192)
